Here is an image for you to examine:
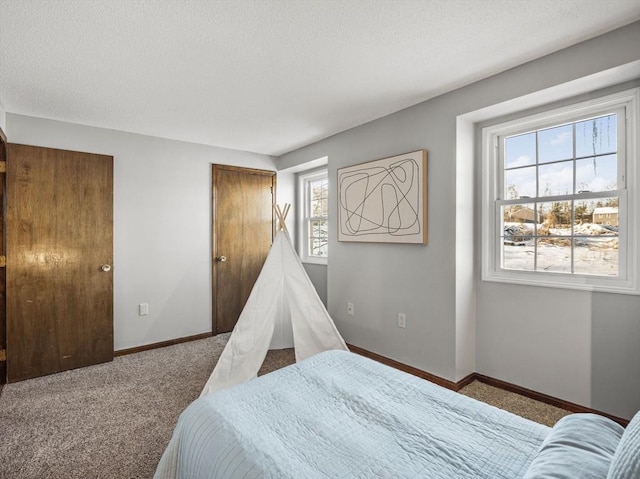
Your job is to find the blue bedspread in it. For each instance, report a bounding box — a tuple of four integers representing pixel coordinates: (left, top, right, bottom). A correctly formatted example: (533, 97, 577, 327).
(155, 350, 550, 478)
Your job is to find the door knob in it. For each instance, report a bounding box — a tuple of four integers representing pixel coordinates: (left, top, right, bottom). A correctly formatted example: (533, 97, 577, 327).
(101, 264, 112, 272)
(216, 256, 227, 262)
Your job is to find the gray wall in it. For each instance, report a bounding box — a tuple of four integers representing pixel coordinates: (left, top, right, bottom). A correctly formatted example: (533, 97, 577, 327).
(279, 22, 640, 419)
(303, 264, 327, 307)
(6, 114, 276, 351)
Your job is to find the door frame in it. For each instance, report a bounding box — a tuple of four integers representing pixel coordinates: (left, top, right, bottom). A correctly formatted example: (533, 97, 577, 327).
(211, 164, 276, 335)
(0, 127, 6, 384)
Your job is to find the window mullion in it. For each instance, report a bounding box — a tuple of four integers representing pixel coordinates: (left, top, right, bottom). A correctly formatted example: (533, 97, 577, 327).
(497, 135, 504, 200)
(533, 201, 538, 272)
(534, 129, 539, 272)
(570, 199, 575, 274)
(618, 105, 627, 189)
(571, 122, 576, 274)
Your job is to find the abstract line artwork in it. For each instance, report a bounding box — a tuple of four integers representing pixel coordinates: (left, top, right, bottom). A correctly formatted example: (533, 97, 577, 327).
(338, 150, 427, 244)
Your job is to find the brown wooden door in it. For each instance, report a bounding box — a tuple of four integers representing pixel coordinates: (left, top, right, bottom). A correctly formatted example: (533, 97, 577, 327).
(213, 165, 275, 334)
(6, 144, 113, 382)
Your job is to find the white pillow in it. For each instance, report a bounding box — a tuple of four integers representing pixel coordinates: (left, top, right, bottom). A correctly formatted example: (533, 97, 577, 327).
(523, 413, 623, 479)
(607, 410, 640, 479)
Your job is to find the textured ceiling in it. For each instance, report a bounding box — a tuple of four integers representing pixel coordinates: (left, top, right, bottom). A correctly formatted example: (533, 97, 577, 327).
(1, 0, 638, 156)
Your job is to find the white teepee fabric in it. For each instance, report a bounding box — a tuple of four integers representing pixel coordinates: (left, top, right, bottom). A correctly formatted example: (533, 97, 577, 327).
(200, 229, 348, 396)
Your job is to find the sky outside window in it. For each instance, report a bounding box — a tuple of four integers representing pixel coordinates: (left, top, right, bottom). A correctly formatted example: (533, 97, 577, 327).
(504, 113, 617, 199)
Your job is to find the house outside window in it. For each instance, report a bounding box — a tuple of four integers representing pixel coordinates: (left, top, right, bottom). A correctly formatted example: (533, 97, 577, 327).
(299, 169, 328, 264)
(593, 206, 619, 227)
(482, 88, 639, 294)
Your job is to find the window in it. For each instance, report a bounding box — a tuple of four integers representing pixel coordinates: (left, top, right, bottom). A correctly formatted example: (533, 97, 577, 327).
(482, 88, 639, 294)
(299, 169, 328, 264)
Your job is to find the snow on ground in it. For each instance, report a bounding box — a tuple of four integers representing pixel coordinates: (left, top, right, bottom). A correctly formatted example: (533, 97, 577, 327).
(503, 222, 617, 237)
(502, 222, 618, 276)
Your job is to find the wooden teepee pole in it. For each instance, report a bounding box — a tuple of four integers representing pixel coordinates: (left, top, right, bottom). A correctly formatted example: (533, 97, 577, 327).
(274, 203, 291, 232)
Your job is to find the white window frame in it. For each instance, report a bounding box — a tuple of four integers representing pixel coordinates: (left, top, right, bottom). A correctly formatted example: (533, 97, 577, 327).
(298, 169, 328, 265)
(481, 88, 639, 295)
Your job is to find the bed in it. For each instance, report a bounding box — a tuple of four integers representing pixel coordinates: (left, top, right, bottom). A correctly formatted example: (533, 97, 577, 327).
(155, 350, 639, 479)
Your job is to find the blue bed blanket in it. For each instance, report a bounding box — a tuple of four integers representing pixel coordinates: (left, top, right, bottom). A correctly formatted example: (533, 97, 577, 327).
(155, 350, 550, 479)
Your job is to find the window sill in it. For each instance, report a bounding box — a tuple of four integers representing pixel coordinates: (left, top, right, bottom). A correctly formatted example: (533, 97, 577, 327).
(302, 256, 327, 266)
(482, 269, 639, 295)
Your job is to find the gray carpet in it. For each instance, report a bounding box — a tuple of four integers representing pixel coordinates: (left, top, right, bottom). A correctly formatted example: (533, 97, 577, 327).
(459, 380, 569, 427)
(0, 335, 228, 479)
(0, 335, 567, 479)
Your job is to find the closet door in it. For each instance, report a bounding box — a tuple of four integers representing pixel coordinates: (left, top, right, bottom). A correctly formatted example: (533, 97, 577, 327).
(212, 165, 275, 334)
(6, 144, 113, 382)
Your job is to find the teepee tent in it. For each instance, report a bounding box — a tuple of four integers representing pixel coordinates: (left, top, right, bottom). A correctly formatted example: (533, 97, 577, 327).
(201, 204, 348, 396)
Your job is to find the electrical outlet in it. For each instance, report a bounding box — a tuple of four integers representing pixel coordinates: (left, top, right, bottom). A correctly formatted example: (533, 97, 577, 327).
(347, 302, 354, 316)
(139, 303, 149, 316)
(397, 313, 406, 328)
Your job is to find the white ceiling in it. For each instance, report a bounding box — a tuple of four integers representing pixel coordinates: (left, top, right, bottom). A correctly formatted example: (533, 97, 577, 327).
(1, 1, 638, 156)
